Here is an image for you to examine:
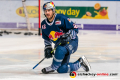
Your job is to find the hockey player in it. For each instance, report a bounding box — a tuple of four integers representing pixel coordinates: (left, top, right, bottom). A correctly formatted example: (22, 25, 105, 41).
(41, 2, 91, 74)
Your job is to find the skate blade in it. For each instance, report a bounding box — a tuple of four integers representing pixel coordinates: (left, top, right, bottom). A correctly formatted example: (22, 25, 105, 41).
(82, 56, 91, 70)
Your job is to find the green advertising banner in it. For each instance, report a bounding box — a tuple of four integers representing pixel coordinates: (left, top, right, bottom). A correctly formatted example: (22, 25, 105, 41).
(15, 3, 108, 19)
(56, 3, 108, 19)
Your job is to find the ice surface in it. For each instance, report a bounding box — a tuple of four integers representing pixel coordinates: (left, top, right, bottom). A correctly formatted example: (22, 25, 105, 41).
(0, 30, 120, 80)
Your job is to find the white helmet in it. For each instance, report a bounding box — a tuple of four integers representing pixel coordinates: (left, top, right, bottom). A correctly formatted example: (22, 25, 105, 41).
(43, 2, 55, 11)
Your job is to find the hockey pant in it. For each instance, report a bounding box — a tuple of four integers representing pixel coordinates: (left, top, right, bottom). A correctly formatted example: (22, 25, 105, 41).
(51, 37, 81, 73)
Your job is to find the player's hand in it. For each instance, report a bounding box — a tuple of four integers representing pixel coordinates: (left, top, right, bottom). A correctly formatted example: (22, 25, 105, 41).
(60, 33, 72, 45)
(44, 46, 54, 59)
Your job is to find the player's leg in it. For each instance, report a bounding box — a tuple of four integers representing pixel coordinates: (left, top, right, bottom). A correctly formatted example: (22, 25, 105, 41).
(56, 53, 80, 73)
(57, 38, 80, 73)
(57, 56, 91, 73)
(52, 37, 79, 69)
(41, 45, 68, 74)
(57, 52, 81, 73)
(57, 37, 91, 73)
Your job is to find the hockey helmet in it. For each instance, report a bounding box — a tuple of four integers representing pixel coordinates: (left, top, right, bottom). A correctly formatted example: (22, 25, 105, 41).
(43, 2, 55, 11)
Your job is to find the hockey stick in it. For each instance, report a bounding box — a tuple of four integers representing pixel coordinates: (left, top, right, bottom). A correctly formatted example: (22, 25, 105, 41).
(32, 42, 61, 69)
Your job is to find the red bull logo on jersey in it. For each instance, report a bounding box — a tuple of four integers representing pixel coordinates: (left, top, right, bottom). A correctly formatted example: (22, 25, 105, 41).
(48, 31, 64, 41)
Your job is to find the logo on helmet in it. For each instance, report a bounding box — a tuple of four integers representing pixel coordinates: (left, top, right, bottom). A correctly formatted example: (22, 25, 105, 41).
(50, 2, 54, 7)
(44, 5, 47, 8)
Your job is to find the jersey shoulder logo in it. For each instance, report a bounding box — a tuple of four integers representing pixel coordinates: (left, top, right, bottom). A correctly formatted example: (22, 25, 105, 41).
(67, 18, 71, 22)
(42, 24, 46, 29)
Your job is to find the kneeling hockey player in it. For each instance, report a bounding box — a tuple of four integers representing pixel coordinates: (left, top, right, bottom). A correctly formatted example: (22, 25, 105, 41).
(41, 2, 91, 74)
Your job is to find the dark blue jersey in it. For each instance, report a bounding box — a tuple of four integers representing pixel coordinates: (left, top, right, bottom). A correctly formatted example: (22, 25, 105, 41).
(41, 14, 78, 46)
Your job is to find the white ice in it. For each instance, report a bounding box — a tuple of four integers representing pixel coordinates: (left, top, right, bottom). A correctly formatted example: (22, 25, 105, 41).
(0, 30, 120, 80)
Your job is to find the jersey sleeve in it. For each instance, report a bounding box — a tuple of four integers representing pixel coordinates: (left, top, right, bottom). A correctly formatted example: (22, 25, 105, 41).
(41, 21, 52, 47)
(62, 17, 78, 33)
(62, 16, 78, 39)
(44, 39, 52, 47)
(42, 31, 52, 47)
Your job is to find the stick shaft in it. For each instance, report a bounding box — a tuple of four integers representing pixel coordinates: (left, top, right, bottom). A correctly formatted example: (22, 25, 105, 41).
(33, 58, 45, 69)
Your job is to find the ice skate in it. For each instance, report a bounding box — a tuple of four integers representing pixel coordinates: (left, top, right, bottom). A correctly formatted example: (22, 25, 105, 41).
(42, 66, 55, 74)
(78, 56, 91, 72)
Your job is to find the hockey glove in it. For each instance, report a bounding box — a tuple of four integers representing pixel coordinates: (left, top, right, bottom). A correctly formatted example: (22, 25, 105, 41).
(60, 33, 72, 45)
(44, 46, 54, 59)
